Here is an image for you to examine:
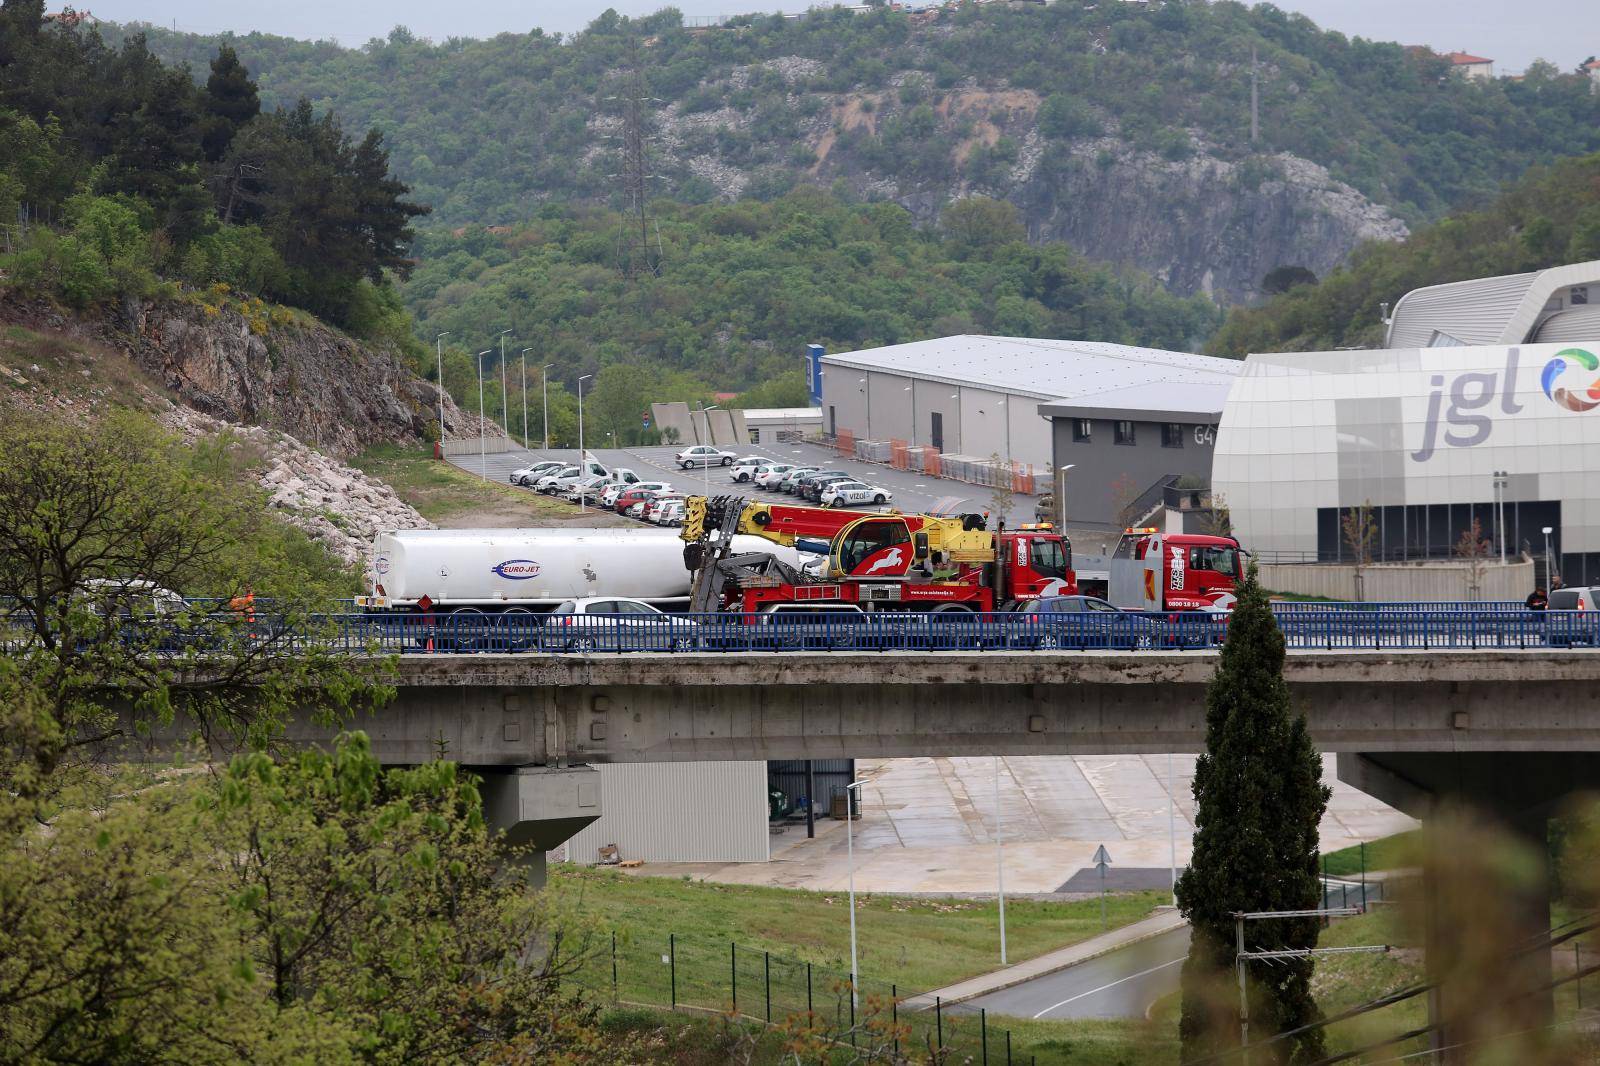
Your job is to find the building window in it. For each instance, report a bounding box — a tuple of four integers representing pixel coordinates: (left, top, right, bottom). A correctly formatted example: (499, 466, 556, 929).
(1161, 423, 1184, 449)
(1072, 419, 1091, 442)
(1114, 420, 1136, 446)
(1572, 286, 1590, 307)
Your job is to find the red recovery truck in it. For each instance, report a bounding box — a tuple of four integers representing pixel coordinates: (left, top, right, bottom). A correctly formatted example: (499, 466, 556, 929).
(1107, 527, 1243, 612)
(680, 495, 1076, 613)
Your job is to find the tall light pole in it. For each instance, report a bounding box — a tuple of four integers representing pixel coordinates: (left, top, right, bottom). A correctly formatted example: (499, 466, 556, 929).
(1168, 753, 1178, 907)
(1544, 526, 1556, 587)
(497, 329, 513, 439)
(577, 374, 593, 514)
(541, 364, 554, 451)
(994, 754, 1007, 966)
(858, 377, 870, 440)
(700, 405, 720, 496)
(519, 348, 533, 450)
(435, 331, 451, 446)
(476, 350, 492, 480)
(845, 777, 865, 1011)
(1493, 470, 1509, 566)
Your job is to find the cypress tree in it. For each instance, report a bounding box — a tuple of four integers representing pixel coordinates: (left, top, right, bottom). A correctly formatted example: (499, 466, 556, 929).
(200, 45, 259, 162)
(1175, 561, 1331, 1064)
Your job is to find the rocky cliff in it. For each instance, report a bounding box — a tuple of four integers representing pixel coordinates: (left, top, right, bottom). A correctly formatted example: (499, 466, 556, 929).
(0, 294, 483, 456)
(651, 69, 1408, 304)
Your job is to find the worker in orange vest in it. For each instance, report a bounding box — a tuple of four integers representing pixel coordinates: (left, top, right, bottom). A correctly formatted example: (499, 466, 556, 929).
(229, 585, 256, 637)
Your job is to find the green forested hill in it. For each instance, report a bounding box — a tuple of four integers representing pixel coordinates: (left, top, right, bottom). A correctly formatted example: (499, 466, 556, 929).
(124, 4, 1600, 225)
(407, 189, 1220, 431)
(1208, 152, 1600, 355)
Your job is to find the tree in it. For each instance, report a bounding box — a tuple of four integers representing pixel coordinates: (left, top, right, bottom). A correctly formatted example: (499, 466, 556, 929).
(1340, 499, 1377, 601)
(940, 196, 1026, 254)
(1261, 265, 1318, 295)
(1455, 516, 1492, 601)
(200, 45, 260, 162)
(0, 413, 386, 798)
(1175, 561, 1331, 1064)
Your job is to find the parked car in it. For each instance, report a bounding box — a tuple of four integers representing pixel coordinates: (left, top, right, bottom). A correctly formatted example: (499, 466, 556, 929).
(1002, 595, 1157, 650)
(820, 481, 892, 508)
(535, 460, 609, 493)
(544, 597, 701, 652)
(675, 445, 736, 469)
(1549, 587, 1600, 646)
(729, 457, 769, 482)
(645, 493, 687, 523)
(607, 481, 671, 509)
(802, 473, 854, 502)
(753, 464, 796, 489)
(1034, 493, 1055, 525)
(563, 475, 616, 503)
(653, 499, 686, 526)
(716, 602, 871, 650)
(510, 460, 564, 486)
(617, 485, 670, 516)
(778, 468, 819, 494)
(532, 465, 579, 492)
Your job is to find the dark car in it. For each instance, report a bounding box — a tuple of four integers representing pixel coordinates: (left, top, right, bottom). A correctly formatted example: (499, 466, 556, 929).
(1002, 595, 1157, 650)
(794, 470, 847, 500)
(802, 473, 854, 503)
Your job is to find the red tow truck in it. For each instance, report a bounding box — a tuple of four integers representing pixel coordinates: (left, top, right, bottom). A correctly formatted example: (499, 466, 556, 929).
(1108, 527, 1243, 612)
(680, 495, 1076, 614)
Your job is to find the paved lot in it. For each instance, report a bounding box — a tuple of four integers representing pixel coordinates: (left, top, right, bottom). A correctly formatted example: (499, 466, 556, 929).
(450, 441, 1053, 530)
(611, 754, 1415, 896)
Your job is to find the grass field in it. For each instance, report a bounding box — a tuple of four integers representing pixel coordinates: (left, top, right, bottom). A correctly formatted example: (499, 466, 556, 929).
(352, 443, 612, 525)
(1322, 830, 1419, 877)
(547, 865, 1166, 1005)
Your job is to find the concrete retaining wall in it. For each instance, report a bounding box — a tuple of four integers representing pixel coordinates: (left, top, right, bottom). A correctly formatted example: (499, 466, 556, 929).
(1258, 559, 1535, 602)
(441, 434, 515, 457)
(650, 402, 697, 445)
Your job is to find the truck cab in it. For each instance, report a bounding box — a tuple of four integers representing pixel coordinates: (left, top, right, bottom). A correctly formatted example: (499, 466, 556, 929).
(1109, 528, 1242, 612)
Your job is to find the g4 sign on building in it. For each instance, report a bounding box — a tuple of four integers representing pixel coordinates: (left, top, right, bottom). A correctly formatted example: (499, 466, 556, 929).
(1212, 343, 1600, 583)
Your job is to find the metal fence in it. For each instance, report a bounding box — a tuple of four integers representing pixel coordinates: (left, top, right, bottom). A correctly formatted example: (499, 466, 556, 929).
(575, 931, 1035, 1065)
(17, 604, 1599, 656)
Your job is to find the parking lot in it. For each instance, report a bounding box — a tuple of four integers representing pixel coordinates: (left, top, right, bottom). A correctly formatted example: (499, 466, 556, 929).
(448, 440, 1046, 527)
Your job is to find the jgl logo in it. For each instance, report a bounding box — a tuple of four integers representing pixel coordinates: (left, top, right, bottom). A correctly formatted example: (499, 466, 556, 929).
(1412, 349, 1522, 463)
(1542, 348, 1600, 413)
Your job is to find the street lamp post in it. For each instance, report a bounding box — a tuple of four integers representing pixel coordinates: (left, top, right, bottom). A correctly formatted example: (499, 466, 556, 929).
(1544, 526, 1556, 587)
(858, 377, 870, 440)
(994, 754, 1007, 966)
(497, 329, 513, 439)
(577, 374, 593, 514)
(1168, 752, 1178, 907)
(1493, 470, 1509, 566)
(845, 777, 865, 1011)
(435, 331, 451, 446)
(701, 405, 720, 496)
(541, 364, 554, 451)
(476, 350, 493, 480)
(519, 348, 534, 450)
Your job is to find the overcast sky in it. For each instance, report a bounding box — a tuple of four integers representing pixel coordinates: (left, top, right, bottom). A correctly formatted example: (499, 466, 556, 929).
(87, 0, 1589, 73)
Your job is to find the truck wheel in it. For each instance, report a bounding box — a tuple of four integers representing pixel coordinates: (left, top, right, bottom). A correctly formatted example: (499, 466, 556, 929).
(450, 607, 489, 653)
(502, 608, 536, 652)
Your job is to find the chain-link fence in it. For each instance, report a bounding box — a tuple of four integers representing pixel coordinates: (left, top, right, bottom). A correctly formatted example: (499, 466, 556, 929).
(573, 931, 1038, 1064)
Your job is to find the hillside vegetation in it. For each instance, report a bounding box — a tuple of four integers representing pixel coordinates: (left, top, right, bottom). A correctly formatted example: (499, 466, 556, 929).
(0, 0, 423, 339)
(408, 189, 1221, 438)
(1209, 152, 1600, 354)
(120, 3, 1600, 300)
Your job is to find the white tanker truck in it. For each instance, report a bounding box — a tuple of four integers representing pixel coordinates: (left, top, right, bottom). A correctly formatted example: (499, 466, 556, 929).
(356, 528, 805, 613)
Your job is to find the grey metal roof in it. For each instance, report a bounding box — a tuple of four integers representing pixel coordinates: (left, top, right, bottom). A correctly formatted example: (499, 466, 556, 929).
(820, 335, 1242, 405)
(1385, 260, 1600, 348)
(1036, 380, 1236, 421)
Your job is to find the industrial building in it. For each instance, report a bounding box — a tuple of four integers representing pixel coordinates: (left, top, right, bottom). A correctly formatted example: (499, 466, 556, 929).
(1215, 260, 1600, 586)
(815, 335, 1242, 528)
(1213, 341, 1600, 586)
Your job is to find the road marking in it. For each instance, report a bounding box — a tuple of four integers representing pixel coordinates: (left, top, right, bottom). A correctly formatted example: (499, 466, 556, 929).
(1029, 956, 1188, 1019)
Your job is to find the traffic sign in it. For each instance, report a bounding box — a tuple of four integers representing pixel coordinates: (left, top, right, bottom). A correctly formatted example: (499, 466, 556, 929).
(1093, 844, 1112, 867)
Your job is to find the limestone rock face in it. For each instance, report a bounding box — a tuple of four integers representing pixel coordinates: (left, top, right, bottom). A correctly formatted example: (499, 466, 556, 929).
(120, 299, 474, 457)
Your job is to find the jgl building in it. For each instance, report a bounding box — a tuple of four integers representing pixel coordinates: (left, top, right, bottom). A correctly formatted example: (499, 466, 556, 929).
(1214, 263, 1600, 584)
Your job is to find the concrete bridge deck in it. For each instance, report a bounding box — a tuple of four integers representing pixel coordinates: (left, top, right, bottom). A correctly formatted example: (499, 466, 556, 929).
(286, 648, 1600, 766)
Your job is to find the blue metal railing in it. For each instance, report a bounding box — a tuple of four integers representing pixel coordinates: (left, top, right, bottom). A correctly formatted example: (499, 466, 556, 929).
(13, 606, 1583, 656)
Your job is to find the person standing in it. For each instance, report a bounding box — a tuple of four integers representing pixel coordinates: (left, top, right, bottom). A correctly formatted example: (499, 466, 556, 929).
(1526, 586, 1548, 611)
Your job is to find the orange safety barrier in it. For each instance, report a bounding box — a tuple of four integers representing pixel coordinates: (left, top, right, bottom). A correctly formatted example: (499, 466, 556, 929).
(835, 429, 855, 457)
(889, 439, 909, 470)
(921, 447, 941, 478)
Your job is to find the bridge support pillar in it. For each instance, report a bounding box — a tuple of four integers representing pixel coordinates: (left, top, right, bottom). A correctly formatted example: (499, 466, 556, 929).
(476, 764, 602, 888)
(1338, 752, 1600, 1062)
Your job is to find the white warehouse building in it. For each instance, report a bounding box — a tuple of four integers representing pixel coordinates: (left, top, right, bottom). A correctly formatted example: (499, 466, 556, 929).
(817, 335, 1240, 479)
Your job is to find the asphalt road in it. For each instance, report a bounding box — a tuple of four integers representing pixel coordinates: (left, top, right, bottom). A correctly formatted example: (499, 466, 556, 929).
(968, 926, 1190, 1021)
(450, 439, 1044, 527)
